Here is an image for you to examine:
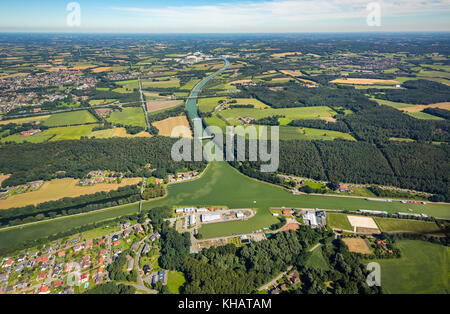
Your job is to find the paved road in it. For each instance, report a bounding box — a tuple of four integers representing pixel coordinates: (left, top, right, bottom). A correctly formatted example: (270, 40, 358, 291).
(138, 76, 152, 131)
(132, 236, 157, 294)
(258, 266, 293, 291)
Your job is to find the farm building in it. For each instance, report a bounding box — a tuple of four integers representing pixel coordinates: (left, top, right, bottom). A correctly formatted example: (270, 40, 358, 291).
(236, 212, 245, 219)
(189, 215, 196, 226)
(358, 209, 388, 215)
(303, 211, 318, 227)
(365, 198, 392, 203)
(201, 213, 221, 223)
(196, 208, 208, 213)
(303, 210, 327, 227)
(175, 208, 184, 214)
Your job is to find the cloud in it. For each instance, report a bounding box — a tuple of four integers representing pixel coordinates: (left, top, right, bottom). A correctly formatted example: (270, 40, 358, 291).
(112, 0, 450, 23)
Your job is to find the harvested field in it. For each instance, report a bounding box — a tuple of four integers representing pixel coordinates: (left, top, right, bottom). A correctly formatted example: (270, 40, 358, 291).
(280, 70, 303, 77)
(401, 102, 450, 112)
(330, 78, 400, 85)
(147, 100, 184, 113)
(89, 127, 151, 139)
(347, 215, 379, 230)
(229, 79, 254, 85)
(0, 178, 142, 209)
(320, 117, 337, 123)
(91, 67, 111, 73)
(342, 238, 372, 254)
(0, 174, 10, 186)
(271, 52, 302, 58)
(153, 116, 192, 138)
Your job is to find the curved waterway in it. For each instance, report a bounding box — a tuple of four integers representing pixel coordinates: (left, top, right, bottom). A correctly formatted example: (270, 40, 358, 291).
(185, 57, 230, 122)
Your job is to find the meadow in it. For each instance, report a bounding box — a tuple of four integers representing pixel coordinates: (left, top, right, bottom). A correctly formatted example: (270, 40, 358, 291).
(374, 217, 442, 234)
(106, 107, 147, 128)
(43, 110, 98, 127)
(2, 125, 96, 143)
(89, 127, 151, 139)
(220, 106, 337, 122)
(374, 240, 449, 294)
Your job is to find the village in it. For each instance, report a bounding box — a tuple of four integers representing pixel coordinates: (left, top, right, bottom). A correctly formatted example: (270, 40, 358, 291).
(0, 219, 164, 294)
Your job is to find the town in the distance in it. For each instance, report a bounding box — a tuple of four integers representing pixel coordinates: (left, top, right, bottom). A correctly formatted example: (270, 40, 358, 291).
(0, 32, 448, 295)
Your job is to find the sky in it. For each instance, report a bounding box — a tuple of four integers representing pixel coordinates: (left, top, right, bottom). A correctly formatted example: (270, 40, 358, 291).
(0, 0, 449, 33)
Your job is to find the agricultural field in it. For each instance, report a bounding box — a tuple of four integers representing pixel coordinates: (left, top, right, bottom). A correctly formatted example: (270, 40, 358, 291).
(220, 106, 337, 122)
(1, 125, 96, 143)
(0, 115, 51, 125)
(147, 100, 184, 113)
(0, 177, 142, 209)
(276, 126, 356, 141)
(89, 127, 151, 139)
(374, 217, 442, 234)
(142, 78, 180, 88)
(198, 97, 269, 113)
(342, 238, 372, 254)
(374, 240, 449, 294)
(106, 107, 147, 128)
(42, 110, 98, 127)
(152, 115, 192, 138)
(330, 78, 400, 85)
(406, 111, 444, 120)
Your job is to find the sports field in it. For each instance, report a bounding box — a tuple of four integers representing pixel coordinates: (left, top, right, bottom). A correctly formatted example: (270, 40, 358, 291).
(106, 107, 147, 128)
(0, 178, 142, 209)
(0, 161, 448, 250)
(374, 240, 449, 294)
(43, 110, 98, 127)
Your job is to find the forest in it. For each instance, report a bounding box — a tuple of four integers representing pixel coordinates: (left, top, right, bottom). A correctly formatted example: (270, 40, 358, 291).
(177, 227, 379, 294)
(228, 138, 450, 201)
(0, 137, 208, 187)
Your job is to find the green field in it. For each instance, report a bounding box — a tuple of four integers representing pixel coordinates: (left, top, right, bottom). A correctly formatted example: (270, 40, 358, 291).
(372, 98, 413, 109)
(327, 212, 352, 231)
(277, 126, 356, 141)
(305, 247, 329, 270)
(406, 111, 445, 120)
(220, 106, 337, 122)
(374, 240, 449, 294)
(2, 125, 96, 143)
(43, 110, 98, 127)
(375, 217, 442, 234)
(0, 161, 448, 251)
(167, 271, 186, 294)
(106, 107, 147, 128)
(198, 97, 268, 114)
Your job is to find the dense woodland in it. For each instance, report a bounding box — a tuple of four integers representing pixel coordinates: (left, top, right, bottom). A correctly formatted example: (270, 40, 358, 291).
(0, 137, 207, 187)
(159, 226, 381, 294)
(229, 138, 450, 201)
